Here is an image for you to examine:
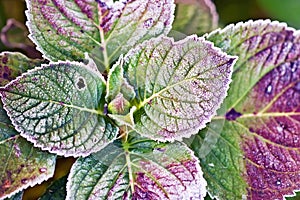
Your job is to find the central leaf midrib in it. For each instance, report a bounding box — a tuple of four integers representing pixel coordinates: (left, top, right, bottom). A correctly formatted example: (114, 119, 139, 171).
(138, 61, 229, 109)
(3, 90, 102, 115)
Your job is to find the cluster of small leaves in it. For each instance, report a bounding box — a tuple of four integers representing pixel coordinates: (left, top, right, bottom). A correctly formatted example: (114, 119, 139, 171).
(0, 0, 299, 200)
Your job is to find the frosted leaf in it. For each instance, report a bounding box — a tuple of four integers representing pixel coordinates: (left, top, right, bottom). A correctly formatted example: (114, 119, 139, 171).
(0, 52, 55, 199)
(26, 0, 175, 71)
(190, 20, 300, 200)
(0, 61, 118, 157)
(66, 133, 207, 200)
(111, 35, 236, 141)
(0, 52, 44, 86)
(106, 61, 135, 115)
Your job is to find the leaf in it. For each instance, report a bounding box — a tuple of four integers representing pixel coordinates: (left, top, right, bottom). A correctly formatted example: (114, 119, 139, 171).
(109, 35, 236, 141)
(39, 175, 67, 200)
(0, 52, 44, 86)
(0, 52, 56, 199)
(4, 191, 23, 200)
(172, 0, 218, 36)
(26, 0, 175, 71)
(106, 62, 136, 115)
(66, 133, 207, 200)
(0, 136, 56, 199)
(190, 20, 300, 199)
(0, 60, 118, 157)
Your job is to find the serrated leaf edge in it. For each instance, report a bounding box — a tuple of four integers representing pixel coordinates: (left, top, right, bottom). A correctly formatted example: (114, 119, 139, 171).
(124, 35, 238, 142)
(204, 19, 300, 200)
(65, 141, 208, 199)
(0, 59, 110, 157)
(0, 156, 56, 200)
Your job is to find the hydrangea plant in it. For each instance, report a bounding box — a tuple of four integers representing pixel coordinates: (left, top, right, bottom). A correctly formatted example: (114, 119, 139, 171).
(0, 0, 299, 200)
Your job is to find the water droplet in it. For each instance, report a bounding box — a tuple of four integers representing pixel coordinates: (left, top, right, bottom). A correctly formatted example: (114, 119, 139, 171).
(143, 18, 153, 28)
(208, 163, 215, 167)
(291, 63, 297, 72)
(265, 84, 272, 94)
(21, 178, 28, 184)
(39, 167, 47, 173)
(276, 179, 281, 186)
(276, 126, 283, 133)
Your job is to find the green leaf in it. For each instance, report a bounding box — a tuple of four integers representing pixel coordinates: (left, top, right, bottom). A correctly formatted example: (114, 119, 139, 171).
(39, 176, 67, 200)
(109, 35, 236, 141)
(106, 62, 135, 115)
(0, 59, 118, 157)
(172, 0, 218, 36)
(66, 133, 207, 199)
(0, 52, 44, 86)
(26, 0, 175, 71)
(0, 53, 56, 199)
(190, 20, 300, 199)
(0, 135, 56, 199)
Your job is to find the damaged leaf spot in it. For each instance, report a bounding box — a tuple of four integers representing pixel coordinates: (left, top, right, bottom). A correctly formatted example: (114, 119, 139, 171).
(0, 62, 118, 157)
(225, 108, 242, 121)
(75, 76, 86, 91)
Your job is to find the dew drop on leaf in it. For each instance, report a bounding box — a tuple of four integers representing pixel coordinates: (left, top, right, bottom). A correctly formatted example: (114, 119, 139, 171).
(265, 84, 273, 94)
(21, 179, 28, 184)
(39, 167, 47, 173)
(276, 179, 281, 186)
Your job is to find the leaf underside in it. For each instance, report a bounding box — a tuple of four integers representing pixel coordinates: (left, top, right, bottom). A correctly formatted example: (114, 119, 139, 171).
(109, 35, 236, 141)
(190, 20, 300, 200)
(0, 52, 56, 199)
(0, 61, 118, 157)
(67, 133, 207, 200)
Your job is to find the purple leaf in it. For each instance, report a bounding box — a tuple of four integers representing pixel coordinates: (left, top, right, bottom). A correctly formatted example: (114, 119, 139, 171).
(190, 20, 300, 200)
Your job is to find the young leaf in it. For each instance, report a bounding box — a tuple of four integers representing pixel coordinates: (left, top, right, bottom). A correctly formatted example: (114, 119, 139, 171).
(66, 133, 207, 199)
(109, 35, 236, 141)
(0, 52, 56, 199)
(39, 176, 67, 200)
(190, 20, 300, 199)
(0, 61, 118, 157)
(173, 0, 218, 36)
(106, 62, 135, 115)
(26, 0, 175, 71)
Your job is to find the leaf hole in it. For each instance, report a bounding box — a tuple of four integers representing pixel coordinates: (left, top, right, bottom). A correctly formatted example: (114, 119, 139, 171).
(75, 76, 86, 91)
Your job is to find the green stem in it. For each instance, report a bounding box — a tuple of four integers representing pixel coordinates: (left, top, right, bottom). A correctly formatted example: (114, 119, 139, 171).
(125, 150, 135, 193)
(121, 125, 135, 194)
